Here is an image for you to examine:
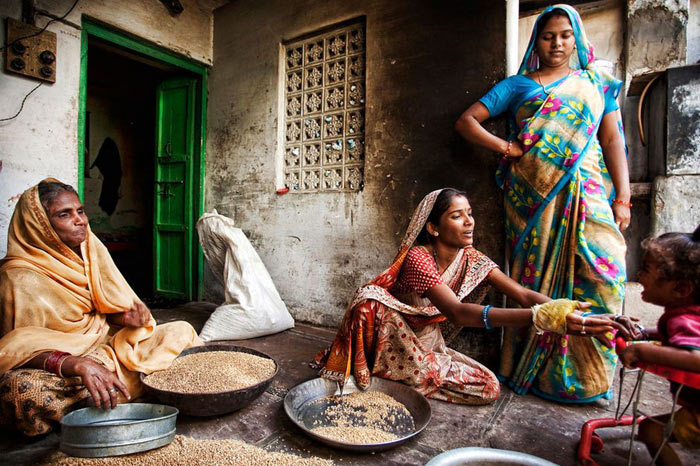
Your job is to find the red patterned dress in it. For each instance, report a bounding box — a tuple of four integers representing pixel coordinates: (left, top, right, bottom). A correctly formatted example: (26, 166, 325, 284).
(314, 189, 502, 404)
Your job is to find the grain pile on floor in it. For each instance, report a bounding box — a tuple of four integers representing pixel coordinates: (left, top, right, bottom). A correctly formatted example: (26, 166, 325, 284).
(41, 435, 333, 465)
(310, 391, 414, 444)
(144, 351, 276, 393)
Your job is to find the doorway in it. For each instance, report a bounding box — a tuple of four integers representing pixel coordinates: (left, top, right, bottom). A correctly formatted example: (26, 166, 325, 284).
(78, 21, 208, 302)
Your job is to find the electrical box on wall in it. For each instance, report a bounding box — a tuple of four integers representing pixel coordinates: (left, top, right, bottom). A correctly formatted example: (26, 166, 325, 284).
(5, 18, 56, 83)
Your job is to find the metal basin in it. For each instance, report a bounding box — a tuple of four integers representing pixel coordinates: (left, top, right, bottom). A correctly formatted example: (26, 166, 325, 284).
(140, 344, 278, 416)
(60, 403, 177, 458)
(284, 376, 431, 452)
(426, 447, 559, 465)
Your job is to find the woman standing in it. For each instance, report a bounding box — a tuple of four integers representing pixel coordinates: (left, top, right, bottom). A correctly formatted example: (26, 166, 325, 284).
(455, 5, 631, 402)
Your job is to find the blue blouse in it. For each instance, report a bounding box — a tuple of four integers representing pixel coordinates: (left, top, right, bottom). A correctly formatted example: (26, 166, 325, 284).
(479, 74, 620, 119)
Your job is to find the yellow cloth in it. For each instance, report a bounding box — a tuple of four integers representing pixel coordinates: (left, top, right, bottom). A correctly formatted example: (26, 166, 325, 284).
(674, 406, 700, 449)
(531, 299, 577, 334)
(0, 179, 201, 396)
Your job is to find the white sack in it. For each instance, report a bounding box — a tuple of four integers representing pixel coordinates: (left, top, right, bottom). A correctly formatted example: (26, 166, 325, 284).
(196, 210, 294, 341)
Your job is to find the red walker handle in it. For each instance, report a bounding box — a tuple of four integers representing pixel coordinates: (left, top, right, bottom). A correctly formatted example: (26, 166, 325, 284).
(615, 336, 700, 389)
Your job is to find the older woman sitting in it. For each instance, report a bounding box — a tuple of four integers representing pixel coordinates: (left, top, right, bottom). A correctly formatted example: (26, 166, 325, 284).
(0, 179, 201, 436)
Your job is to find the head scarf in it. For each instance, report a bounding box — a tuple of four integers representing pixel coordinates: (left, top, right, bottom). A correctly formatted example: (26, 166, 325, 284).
(1, 178, 140, 315)
(519, 4, 596, 75)
(367, 189, 443, 290)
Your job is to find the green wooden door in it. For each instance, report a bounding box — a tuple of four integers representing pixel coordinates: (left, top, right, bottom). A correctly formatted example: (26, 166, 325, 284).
(154, 78, 196, 299)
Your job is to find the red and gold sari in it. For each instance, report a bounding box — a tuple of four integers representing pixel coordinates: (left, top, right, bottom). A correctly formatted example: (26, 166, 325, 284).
(313, 189, 501, 404)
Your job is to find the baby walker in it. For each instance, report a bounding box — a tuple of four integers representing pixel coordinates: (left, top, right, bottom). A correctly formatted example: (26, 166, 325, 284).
(578, 337, 700, 466)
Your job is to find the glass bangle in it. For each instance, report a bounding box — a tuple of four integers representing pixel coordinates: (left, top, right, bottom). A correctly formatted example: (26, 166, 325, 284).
(612, 198, 632, 207)
(482, 305, 493, 330)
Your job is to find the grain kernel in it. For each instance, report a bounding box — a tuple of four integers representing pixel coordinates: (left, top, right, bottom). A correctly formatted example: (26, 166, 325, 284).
(42, 435, 333, 465)
(143, 351, 275, 393)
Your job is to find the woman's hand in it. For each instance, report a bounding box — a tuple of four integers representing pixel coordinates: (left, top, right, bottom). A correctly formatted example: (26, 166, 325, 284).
(565, 305, 617, 338)
(599, 314, 641, 340)
(612, 202, 631, 231)
(566, 311, 644, 347)
(62, 356, 130, 409)
(123, 301, 152, 327)
(504, 139, 525, 161)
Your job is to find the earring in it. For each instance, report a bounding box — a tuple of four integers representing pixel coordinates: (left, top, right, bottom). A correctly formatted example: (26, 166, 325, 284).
(433, 232, 439, 237)
(528, 51, 540, 71)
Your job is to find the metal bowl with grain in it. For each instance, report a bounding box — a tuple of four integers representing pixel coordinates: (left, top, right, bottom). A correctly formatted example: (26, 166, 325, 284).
(140, 344, 278, 416)
(284, 376, 431, 452)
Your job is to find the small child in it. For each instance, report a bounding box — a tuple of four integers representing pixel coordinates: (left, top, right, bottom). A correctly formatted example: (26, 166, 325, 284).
(619, 225, 700, 466)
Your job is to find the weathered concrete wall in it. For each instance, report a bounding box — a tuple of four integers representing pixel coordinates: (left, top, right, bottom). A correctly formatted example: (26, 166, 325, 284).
(652, 175, 700, 234)
(627, 0, 689, 78)
(625, 0, 692, 180)
(666, 64, 700, 174)
(623, 1, 697, 278)
(207, 1, 506, 327)
(0, 0, 219, 257)
(690, 0, 700, 63)
(650, 65, 700, 236)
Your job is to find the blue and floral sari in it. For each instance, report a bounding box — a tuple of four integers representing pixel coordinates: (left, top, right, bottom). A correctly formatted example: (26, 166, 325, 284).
(487, 5, 627, 402)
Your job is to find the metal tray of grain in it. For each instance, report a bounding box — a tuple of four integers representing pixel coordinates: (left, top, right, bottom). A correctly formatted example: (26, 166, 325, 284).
(140, 344, 278, 416)
(60, 403, 178, 458)
(284, 376, 431, 452)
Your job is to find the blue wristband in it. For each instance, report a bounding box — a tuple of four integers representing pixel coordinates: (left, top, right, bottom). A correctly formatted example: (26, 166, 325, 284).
(482, 305, 493, 330)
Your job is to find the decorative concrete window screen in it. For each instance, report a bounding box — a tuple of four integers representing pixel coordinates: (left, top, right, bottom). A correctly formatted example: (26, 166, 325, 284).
(283, 22, 366, 192)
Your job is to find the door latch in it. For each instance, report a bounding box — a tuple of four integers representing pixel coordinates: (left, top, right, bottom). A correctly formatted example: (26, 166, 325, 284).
(155, 180, 183, 198)
(158, 141, 173, 162)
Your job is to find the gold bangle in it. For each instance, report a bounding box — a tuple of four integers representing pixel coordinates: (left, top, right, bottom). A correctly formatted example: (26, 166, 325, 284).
(57, 354, 71, 378)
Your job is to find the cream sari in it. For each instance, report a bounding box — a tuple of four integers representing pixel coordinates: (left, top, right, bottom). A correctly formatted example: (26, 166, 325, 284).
(0, 180, 201, 434)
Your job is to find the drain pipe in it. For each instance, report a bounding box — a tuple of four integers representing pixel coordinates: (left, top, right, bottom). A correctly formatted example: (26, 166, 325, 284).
(505, 0, 519, 76)
(503, 0, 518, 312)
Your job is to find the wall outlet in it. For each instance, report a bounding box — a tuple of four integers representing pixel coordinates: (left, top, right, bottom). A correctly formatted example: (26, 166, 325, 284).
(5, 17, 57, 83)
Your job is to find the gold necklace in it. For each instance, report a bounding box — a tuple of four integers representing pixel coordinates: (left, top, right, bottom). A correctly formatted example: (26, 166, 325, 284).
(537, 68, 572, 95)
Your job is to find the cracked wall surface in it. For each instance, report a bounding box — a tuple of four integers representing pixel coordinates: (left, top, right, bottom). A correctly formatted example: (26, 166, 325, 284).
(206, 1, 506, 336)
(0, 0, 219, 257)
(627, 0, 689, 77)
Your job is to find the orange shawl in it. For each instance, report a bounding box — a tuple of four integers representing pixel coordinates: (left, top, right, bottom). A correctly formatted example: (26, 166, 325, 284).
(0, 180, 200, 387)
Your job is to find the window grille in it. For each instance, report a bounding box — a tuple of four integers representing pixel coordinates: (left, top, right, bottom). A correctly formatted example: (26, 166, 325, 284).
(283, 22, 365, 192)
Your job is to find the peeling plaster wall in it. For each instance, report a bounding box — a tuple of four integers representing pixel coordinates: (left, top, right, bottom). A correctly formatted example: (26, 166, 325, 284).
(690, 0, 700, 63)
(652, 175, 700, 234)
(667, 65, 700, 175)
(625, 0, 691, 176)
(627, 0, 689, 77)
(207, 1, 506, 330)
(0, 0, 217, 257)
(649, 65, 700, 237)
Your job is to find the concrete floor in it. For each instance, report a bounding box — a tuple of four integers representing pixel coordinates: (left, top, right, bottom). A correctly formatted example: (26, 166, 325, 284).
(1, 303, 698, 465)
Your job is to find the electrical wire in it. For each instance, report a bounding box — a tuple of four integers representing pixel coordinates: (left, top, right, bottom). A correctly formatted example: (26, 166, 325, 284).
(0, 82, 43, 122)
(0, 1, 79, 122)
(0, 0, 80, 51)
